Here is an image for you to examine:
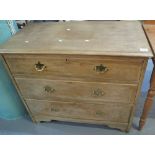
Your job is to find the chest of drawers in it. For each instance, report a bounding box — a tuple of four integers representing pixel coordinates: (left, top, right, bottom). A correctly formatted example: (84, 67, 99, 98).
(0, 21, 153, 132)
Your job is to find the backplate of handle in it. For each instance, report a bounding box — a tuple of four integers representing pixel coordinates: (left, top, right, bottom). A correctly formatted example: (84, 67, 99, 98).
(96, 111, 104, 116)
(94, 64, 108, 73)
(35, 61, 46, 71)
(51, 107, 59, 112)
(44, 86, 55, 93)
(92, 88, 105, 97)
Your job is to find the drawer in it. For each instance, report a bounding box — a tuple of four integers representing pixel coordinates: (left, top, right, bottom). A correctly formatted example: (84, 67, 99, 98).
(16, 78, 137, 104)
(4, 54, 143, 83)
(26, 99, 132, 123)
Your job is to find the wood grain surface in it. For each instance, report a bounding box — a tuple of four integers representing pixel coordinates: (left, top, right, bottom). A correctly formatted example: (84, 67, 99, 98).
(26, 99, 132, 123)
(4, 54, 144, 83)
(0, 21, 153, 57)
(15, 78, 138, 104)
(0, 21, 152, 131)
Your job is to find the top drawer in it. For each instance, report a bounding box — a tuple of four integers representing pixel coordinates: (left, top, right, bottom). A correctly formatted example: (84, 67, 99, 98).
(4, 54, 144, 83)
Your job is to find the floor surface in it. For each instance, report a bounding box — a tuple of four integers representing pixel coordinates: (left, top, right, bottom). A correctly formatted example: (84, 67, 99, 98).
(0, 116, 154, 135)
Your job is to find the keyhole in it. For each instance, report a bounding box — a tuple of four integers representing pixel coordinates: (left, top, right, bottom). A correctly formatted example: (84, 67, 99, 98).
(65, 58, 70, 63)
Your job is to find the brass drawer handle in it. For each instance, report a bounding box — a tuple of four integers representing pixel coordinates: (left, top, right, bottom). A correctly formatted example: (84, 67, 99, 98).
(44, 86, 55, 93)
(94, 64, 108, 73)
(96, 111, 104, 116)
(92, 88, 105, 97)
(35, 61, 46, 71)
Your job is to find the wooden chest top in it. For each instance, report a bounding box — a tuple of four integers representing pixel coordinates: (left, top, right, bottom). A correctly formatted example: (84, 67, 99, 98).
(0, 21, 153, 57)
(143, 24, 155, 56)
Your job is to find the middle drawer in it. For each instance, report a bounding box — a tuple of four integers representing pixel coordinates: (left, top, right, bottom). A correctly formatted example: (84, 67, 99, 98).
(15, 78, 137, 104)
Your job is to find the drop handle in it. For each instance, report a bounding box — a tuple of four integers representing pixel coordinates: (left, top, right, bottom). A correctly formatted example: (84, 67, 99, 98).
(92, 88, 105, 97)
(96, 111, 104, 116)
(94, 64, 108, 73)
(44, 86, 55, 93)
(51, 107, 59, 112)
(35, 61, 46, 71)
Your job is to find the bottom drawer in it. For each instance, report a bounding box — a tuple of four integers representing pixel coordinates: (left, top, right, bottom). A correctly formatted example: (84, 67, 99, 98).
(26, 99, 132, 123)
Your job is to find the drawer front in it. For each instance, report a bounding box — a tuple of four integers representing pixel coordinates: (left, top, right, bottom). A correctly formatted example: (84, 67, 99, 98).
(16, 78, 137, 104)
(26, 99, 132, 123)
(5, 55, 143, 83)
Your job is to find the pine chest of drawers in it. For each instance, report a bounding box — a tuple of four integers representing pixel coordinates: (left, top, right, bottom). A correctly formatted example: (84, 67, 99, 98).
(0, 21, 153, 132)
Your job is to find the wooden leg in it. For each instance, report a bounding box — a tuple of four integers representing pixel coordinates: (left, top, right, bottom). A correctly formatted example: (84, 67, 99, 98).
(139, 89, 155, 130)
(139, 59, 155, 130)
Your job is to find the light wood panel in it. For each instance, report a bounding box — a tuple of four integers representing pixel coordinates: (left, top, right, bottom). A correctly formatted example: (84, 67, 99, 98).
(26, 99, 132, 123)
(0, 21, 152, 57)
(143, 24, 155, 56)
(4, 54, 143, 83)
(139, 24, 155, 130)
(143, 20, 155, 25)
(15, 78, 137, 104)
(0, 21, 152, 131)
(0, 55, 36, 123)
(34, 114, 129, 131)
